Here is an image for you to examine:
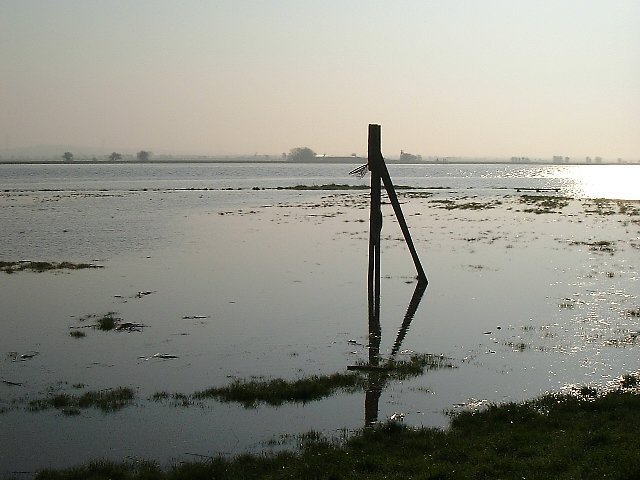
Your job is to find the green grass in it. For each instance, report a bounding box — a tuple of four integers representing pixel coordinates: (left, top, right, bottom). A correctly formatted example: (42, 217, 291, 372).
(28, 387, 135, 414)
(33, 387, 640, 479)
(182, 354, 453, 408)
(0, 260, 104, 274)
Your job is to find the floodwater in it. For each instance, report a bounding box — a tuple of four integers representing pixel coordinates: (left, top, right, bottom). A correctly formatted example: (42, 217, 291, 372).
(1, 163, 639, 476)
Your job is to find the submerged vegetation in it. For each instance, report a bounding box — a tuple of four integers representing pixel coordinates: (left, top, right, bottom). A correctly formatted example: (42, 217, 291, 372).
(0, 260, 104, 274)
(33, 384, 640, 479)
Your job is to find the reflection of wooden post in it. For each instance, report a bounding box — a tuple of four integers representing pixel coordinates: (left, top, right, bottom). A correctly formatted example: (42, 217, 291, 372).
(390, 280, 427, 357)
(365, 125, 383, 427)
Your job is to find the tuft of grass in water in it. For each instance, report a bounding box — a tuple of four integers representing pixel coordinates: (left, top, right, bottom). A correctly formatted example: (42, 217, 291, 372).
(193, 372, 364, 407)
(584, 198, 617, 215)
(28, 387, 135, 413)
(278, 183, 369, 191)
(155, 354, 455, 409)
(569, 239, 616, 254)
(274, 183, 418, 191)
(504, 341, 529, 351)
(33, 387, 640, 479)
(96, 312, 121, 331)
(69, 330, 86, 338)
(519, 194, 570, 214)
(625, 308, 640, 317)
(0, 260, 103, 274)
(385, 353, 455, 380)
(429, 199, 501, 210)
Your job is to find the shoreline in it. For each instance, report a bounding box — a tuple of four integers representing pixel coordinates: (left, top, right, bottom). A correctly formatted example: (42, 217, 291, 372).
(1, 159, 638, 166)
(29, 381, 640, 479)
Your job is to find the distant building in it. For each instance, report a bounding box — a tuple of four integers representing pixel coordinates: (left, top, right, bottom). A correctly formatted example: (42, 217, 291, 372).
(399, 150, 422, 163)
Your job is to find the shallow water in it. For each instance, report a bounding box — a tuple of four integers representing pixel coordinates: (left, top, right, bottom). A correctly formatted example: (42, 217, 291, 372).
(1, 163, 639, 475)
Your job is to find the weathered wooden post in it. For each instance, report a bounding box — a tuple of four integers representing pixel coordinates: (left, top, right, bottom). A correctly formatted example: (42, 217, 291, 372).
(367, 124, 427, 285)
(368, 124, 383, 368)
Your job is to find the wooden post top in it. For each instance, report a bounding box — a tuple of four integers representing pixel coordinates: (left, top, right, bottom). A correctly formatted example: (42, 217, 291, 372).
(368, 124, 382, 173)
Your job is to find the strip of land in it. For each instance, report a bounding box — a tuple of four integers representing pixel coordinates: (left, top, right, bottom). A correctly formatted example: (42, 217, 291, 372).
(32, 380, 640, 479)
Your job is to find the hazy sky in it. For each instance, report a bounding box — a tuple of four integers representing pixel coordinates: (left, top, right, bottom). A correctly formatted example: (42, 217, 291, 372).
(1, 1, 639, 159)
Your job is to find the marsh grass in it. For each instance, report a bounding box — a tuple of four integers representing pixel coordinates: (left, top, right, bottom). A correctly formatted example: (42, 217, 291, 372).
(519, 194, 570, 214)
(0, 260, 104, 274)
(80, 311, 142, 331)
(27, 387, 135, 414)
(156, 354, 455, 408)
(96, 312, 120, 331)
(33, 388, 640, 479)
(625, 307, 640, 317)
(569, 240, 616, 254)
(193, 372, 363, 407)
(429, 199, 501, 210)
(275, 184, 417, 191)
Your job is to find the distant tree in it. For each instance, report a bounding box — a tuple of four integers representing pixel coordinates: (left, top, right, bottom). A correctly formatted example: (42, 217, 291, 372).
(62, 151, 73, 162)
(109, 152, 123, 162)
(287, 147, 316, 162)
(136, 150, 152, 162)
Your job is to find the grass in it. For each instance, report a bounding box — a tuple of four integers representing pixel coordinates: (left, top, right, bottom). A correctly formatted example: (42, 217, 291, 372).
(272, 184, 418, 191)
(33, 385, 640, 479)
(96, 312, 121, 331)
(27, 387, 135, 415)
(0, 260, 103, 274)
(569, 240, 616, 254)
(429, 199, 502, 210)
(150, 354, 454, 408)
(80, 311, 140, 331)
(519, 194, 570, 214)
(193, 372, 363, 407)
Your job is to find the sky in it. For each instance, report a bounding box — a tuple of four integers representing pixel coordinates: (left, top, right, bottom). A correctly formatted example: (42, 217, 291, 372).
(1, 0, 639, 159)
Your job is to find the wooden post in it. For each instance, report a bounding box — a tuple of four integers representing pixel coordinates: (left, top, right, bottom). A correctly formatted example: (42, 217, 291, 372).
(358, 124, 428, 427)
(368, 124, 427, 284)
(368, 124, 382, 367)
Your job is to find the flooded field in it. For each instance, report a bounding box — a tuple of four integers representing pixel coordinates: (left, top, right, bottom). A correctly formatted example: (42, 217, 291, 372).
(1, 163, 639, 476)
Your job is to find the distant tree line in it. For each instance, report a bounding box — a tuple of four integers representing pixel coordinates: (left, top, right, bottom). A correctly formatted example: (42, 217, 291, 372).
(286, 147, 316, 162)
(60, 150, 152, 162)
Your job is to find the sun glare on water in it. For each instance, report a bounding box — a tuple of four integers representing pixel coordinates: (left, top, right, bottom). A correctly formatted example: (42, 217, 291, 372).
(563, 165, 640, 200)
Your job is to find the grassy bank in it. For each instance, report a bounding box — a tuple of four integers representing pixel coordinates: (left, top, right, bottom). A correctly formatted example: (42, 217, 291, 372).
(33, 387, 640, 479)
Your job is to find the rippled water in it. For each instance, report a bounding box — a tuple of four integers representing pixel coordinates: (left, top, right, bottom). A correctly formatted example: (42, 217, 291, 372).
(2, 162, 639, 198)
(0, 163, 638, 475)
